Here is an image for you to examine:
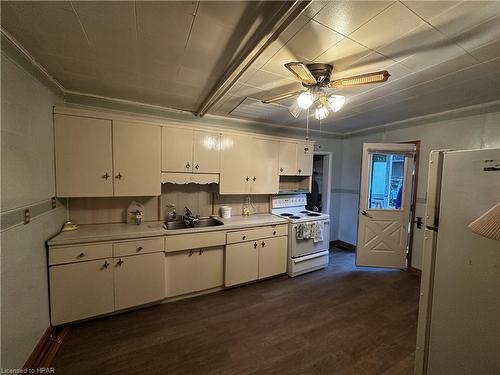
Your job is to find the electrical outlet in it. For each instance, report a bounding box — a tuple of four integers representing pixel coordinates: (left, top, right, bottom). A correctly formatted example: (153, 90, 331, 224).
(24, 209, 30, 224)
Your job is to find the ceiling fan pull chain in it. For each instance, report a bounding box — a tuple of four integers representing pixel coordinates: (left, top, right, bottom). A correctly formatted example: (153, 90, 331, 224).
(306, 108, 309, 140)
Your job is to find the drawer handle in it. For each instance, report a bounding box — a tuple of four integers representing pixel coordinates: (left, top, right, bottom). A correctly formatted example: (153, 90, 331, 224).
(117, 258, 124, 266)
(136, 246, 143, 252)
(102, 172, 110, 180)
(298, 169, 302, 174)
(273, 231, 276, 235)
(261, 241, 265, 247)
(186, 163, 191, 169)
(254, 242, 258, 249)
(242, 235, 246, 240)
(77, 252, 85, 258)
(199, 249, 204, 255)
(280, 168, 283, 173)
(195, 164, 200, 169)
(252, 176, 256, 182)
(189, 250, 193, 256)
(102, 261, 110, 269)
(115, 173, 123, 179)
(245, 176, 250, 182)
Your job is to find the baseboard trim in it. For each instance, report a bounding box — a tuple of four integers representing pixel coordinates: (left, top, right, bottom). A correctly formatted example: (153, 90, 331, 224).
(23, 326, 69, 369)
(409, 267, 422, 277)
(331, 240, 356, 252)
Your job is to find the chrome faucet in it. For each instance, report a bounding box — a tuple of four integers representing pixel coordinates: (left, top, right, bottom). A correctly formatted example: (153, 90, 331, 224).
(183, 206, 199, 226)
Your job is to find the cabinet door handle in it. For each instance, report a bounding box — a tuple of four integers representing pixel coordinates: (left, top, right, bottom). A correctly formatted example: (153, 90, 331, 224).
(298, 169, 302, 174)
(115, 173, 123, 180)
(189, 250, 193, 256)
(102, 172, 110, 180)
(261, 241, 265, 247)
(136, 246, 143, 252)
(199, 249, 204, 255)
(252, 176, 256, 182)
(77, 252, 85, 258)
(254, 242, 258, 249)
(102, 261, 110, 269)
(186, 163, 191, 169)
(245, 176, 249, 181)
(117, 258, 124, 266)
(195, 164, 200, 169)
(273, 231, 276, 235)
(242, 235, 246, 240)
(279, 168, 283, 173)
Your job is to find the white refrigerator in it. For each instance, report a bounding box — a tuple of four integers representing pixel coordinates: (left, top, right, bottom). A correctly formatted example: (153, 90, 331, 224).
(414, 148, 500, 375)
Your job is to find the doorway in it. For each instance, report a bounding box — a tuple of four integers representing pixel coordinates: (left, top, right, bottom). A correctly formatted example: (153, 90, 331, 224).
(310, 151, 332, 216)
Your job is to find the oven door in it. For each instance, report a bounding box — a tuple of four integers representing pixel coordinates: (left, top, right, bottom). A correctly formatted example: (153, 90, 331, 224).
(290, 220, 330, 258)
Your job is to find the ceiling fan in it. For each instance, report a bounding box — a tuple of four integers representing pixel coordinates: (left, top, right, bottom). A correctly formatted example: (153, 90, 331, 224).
(262, 62, 390, 120)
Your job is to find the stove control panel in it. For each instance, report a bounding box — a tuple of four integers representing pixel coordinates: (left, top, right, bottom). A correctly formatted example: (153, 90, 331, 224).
(271, 194, 307, 209)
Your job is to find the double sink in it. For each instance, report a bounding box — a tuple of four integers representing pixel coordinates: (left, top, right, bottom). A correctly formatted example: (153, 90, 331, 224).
(164, 217, 224, 230)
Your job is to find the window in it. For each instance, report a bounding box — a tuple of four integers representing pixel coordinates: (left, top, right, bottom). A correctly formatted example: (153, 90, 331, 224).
(368, 153, 405, 210)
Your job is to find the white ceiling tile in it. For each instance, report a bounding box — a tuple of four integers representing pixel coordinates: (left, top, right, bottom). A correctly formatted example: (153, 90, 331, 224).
(243, 70, 296, 92)
(470, 38, 500, 63)
(349, 2, 424, 51)
(379, 23, 467, 72)
(316, 38, 372, 72)
(259, 47, 313, 78)
(426, 1, 500, 39)
(314, 1, 393, 36)
(402, 1, 460, 22)
(453, 14, 500, 56)
(285, 19, 344, 61)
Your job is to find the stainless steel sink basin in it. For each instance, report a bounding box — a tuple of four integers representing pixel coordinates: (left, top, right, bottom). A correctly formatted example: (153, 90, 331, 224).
(165, 217, 223, 230)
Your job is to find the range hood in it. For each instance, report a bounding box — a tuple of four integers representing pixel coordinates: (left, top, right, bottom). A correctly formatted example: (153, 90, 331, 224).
(161, 172, 219, 185)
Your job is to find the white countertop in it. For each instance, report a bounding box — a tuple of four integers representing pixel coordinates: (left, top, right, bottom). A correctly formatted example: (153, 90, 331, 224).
(47, 214, 288, 246)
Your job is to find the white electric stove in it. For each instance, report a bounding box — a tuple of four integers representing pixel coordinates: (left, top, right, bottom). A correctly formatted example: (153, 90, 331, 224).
(271, 194, 330, 277)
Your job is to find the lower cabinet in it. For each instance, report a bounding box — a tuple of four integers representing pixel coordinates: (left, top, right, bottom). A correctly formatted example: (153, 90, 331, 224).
(225, 235, 287, 287)
(50, 258, 114, 325)
(164, 246, 223, 298)
(114, 252, 165, 310)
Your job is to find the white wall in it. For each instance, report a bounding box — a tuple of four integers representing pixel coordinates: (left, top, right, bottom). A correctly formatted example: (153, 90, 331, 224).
(1, 52, 66, 368)
(334, 104, 500, 269)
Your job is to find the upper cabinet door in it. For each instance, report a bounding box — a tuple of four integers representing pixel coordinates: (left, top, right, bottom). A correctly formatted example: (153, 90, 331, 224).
(278, 141, 297, 176)
(193, 130, 220, 173)
(162, 127, 194, 172)
(113, 121, 161, 196)
(54, 114, 113, 197)
(251, 138, 279, 194)
(297, 141, 314, 175)
(219, 134, 252, 194)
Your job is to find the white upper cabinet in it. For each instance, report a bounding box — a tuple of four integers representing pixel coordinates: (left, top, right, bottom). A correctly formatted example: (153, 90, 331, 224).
(162, 127, 220, 173)
(278, 140, 314, 176)
(113, 121, 161, 196)
(162, 127, 194, 172)
(219, 134, 252, 194)
(193, 130, 220, 173)
(54, 115, 114, 197)
(251, 138, 279, 194)
(297, 141, 314, 176)
(278, 141, 297, 176)
(54, 114, 161, 197)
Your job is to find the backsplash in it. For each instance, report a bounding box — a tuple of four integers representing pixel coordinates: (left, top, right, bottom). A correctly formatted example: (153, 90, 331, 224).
(67, 184, 271, 225)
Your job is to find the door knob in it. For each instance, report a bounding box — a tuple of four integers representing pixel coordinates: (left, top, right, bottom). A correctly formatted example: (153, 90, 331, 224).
(253, 242, 258, 248)
(186, 163, 191, 169)
(115, 173, 123, 180)
(102, 172, 110, 180)
(195, 164, 200, 169)
(361, 210, 372, 218)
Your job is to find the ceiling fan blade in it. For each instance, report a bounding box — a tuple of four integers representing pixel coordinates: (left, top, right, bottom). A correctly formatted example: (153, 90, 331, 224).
(284, 62, 317, 85)
(330, 70, 390, 89)
(261, 90, 301, 104)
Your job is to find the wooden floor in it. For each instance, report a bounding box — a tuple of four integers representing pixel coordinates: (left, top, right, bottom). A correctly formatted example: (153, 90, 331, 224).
(52, 250, 421, 375)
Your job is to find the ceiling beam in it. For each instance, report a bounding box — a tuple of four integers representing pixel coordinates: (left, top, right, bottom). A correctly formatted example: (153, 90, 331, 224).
(195, 0, 311, 117)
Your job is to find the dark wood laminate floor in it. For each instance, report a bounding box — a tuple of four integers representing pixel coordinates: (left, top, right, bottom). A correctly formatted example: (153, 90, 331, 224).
(52, 250, 420, 375)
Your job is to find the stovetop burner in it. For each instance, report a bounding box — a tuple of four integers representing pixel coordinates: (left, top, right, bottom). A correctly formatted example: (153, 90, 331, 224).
(300, 211, 309, 213)
(290, 216, 301, 219)
(307, 213, 321, 217)
(280, 213, 294, 217)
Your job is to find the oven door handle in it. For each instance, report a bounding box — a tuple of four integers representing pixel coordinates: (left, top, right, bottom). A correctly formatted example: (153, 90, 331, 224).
(293, 250, 329, 264)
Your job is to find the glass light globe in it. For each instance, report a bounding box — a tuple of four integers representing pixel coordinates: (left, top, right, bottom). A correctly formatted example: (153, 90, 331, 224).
(315, 105, 329, 120)
(327, 94, 346, 112)
(297, 91, 314, 109)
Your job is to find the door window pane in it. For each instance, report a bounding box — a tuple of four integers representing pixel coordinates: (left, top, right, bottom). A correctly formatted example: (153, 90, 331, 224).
(368, 153, 405, 210)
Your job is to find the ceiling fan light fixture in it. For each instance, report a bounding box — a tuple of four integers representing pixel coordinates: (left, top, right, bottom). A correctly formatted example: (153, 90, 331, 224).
(288, 101, 302, 118)
(297, 91, 314, 109)
(315, 105, 329, 120)
(327, 94, 345, 112)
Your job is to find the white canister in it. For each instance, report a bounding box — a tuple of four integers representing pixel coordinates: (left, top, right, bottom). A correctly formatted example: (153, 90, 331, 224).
(220, 206, 232, 219)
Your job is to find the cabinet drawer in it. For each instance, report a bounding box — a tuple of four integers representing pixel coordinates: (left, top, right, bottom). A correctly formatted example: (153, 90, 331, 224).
(165, 231, 226, 253)
(226, 224, 287, 244)
(113, 238, 164, 257)
(49, 243, 112, 265)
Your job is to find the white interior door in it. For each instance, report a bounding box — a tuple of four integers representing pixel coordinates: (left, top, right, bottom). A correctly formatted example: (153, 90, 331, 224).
(356, 143, 416, 268)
